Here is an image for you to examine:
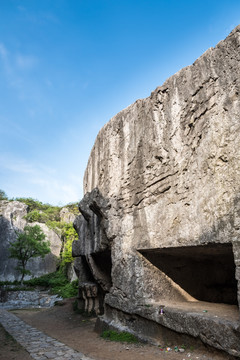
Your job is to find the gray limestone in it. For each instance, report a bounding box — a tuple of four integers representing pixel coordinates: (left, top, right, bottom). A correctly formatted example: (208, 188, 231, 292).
(73, 26, 240, 357)
(0, 290, 62, 309)
(60, 207, 76, 224)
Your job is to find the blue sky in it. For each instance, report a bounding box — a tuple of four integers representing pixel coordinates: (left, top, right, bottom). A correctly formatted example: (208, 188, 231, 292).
(0, 0, 239, 205)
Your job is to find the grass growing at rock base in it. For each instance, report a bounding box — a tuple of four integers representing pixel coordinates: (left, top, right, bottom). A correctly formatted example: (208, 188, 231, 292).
(1, 271, 78, 299)
(24, 272, 78, 298)
(101, 330, 138, 343)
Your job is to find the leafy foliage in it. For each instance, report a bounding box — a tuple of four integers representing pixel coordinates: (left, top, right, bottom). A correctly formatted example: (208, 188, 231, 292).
(6, 194, 79, 291)
(25, 271, 68, 287)
(43, 206, 61, 221)
(24, 271, 78, 298)
(19, 199, 61, 223)
(65, 202, 79, 215)
(61, 223, 78, 265)
(45, 220, 78, 270)
(52, 279, 78, 298)
(0, 189, 8, 200)
(24, 210, 49, 223)
(46, 220, 65, 236)
(9, 225, 51, 283)
(0, 280, 20, 286)
(15, 197, 49, 212)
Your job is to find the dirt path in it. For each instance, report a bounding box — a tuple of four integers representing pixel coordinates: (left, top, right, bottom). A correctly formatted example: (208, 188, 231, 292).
(9, 298, 236, 360)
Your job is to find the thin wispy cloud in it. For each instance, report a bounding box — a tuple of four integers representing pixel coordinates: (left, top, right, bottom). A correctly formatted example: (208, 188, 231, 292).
(0, 154, 81, 205)
(0, 43, 38, 88)
(0, 117, 33, 144)
(0, 155, 35, 174)
(0, 42, 12, 75)
(0, 42, 41, 107)
(16, 54, 38, 70)
(1, 0, 239, 207)
(44, 79, 53, 87)
(0, 43, 7, 58)
(17, 5, 59, 25)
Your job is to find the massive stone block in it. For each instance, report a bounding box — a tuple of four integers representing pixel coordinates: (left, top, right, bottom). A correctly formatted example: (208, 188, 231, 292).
(74, 26, 240, 356)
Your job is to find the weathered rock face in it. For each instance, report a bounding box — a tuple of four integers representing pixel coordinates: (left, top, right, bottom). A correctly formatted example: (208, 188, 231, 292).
(73, 26, 240, 356)
(0, 201, 62, 282)
(60, 207, 76, 224)
(0, 288, 62, 309)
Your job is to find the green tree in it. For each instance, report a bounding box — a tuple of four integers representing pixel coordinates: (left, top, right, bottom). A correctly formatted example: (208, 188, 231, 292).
(61, 223, 78, 265)
(0, 189, 8, 200)
(24, 210, 49, 223)
(15, 197, 48, 212)
(9, 225, 51, 284)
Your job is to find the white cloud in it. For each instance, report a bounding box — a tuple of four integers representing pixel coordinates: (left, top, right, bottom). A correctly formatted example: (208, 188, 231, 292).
(0, 43, 39, 97)
(28, 177, 81, 205)
(0, 154, 82, 205)
(0, 155, 35, 174)
(0, 117, 33, 144)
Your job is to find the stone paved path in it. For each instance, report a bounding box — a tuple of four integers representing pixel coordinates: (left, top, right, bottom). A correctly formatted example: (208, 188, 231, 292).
(0, 309, 95, 360)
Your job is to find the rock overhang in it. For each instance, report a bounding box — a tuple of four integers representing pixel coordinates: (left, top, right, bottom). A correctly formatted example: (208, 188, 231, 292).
(73, 25, 240, 357)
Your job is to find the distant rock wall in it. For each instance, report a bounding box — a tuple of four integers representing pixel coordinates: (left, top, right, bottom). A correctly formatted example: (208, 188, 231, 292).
(0, 201, 62, 282)
(73, 26, 240, 356)
(60, 207, 76, 224)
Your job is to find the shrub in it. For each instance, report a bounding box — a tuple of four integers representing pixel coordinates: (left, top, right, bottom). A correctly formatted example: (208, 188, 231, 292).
(61, 223, 78, 265)
(24, 272, 78, 298)
(44, 206, 61, 221)
(101, 330, 138, 343)
(25, 271, 67, 287)
(52, 280, 78, 298)
(16, 198, 61, 222)
(24, 210, 48, 223)
(0, 189, 8, 200)
(15, 198, 47, 212)
(65, 202, 79, 215)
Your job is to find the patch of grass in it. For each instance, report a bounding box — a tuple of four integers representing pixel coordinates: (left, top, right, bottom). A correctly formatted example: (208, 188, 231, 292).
(24, 271, 66, 288)
(24, 272, 78, 298)
(101, 330, 138, 343)
(6, 286, 35, 291)
(51, 280, 78, 298)
(1, 271, 78, 299)
(0, 280, 20, 286)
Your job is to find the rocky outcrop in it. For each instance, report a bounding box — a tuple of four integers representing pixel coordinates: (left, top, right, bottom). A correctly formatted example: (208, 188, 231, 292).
(0, 289, 62, 309)
(0, 201, 62, 282)
(60, 207, 76, 224)
(73, 26, 240, 356)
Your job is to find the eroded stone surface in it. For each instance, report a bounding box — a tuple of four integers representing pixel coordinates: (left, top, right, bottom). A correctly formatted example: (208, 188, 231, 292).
(60, 207, 76, 224)
(0, 290, 62, 309)
(74, 26, 240, 356)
